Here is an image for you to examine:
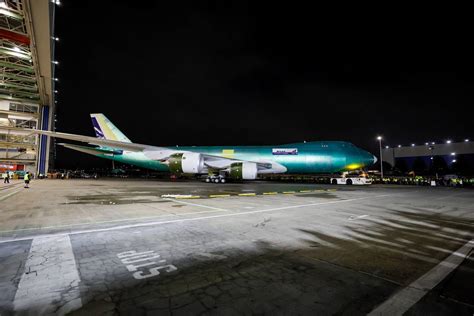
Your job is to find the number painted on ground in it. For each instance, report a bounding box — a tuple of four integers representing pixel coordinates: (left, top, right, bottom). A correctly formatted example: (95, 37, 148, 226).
(117, 250, 177, 280)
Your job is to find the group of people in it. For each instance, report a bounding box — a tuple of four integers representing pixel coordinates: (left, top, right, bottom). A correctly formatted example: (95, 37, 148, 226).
(375, 176, 473, 187)
(2, 172, 32, 188)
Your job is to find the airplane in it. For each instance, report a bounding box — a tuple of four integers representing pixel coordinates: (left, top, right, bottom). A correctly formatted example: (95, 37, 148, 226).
(3, 114, 377, 183)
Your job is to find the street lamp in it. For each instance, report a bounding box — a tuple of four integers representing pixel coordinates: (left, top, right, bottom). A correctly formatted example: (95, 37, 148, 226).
(377, 136, 383, 179)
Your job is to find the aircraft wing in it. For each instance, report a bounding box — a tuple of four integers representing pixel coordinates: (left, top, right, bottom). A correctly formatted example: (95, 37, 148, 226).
(200, 154, 274, 170)
(142, 149, 275, 170)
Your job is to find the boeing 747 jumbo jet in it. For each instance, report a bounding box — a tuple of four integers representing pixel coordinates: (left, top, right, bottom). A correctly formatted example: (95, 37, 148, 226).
(5, 114, 377, 183)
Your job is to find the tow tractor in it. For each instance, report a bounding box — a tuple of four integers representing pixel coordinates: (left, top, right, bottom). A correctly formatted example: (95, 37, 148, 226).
(331, 171, 372, 185)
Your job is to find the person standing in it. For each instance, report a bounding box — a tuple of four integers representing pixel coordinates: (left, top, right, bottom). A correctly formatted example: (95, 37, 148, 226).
(24, 171, 30, 188)
(3, 172, 9, 184)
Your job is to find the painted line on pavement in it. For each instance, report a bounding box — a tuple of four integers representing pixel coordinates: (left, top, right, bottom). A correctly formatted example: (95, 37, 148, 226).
(161, 194, 201, 199)
(0, 188, 23, 201)
(174, 195, 201, 199)
(0, 183, 22, 192)
(164, 198, 229, 212)
(368, 239, 474, 316)
(209, 194, 231, 198)
(13, 235, 82, 314)
(0, 193, 391, 244)
(348, 214, 370, 221)
(161, 189, 337, 199)
(0, 209, 227, 235)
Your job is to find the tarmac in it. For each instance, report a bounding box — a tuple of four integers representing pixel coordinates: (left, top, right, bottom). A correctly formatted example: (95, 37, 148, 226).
(0, 179, 473, 315)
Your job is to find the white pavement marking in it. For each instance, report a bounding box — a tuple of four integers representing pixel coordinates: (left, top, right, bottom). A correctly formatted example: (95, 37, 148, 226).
(0, 183, 22, 192)
(0, 209, 226, 235)
(348, 214, 369, 221)
(368, 239, 474, 316)
(13, 235, 82, 315)
(164, 198, 230, 212)
(0, 188, 23, 201)
(0, 194, 391, 244)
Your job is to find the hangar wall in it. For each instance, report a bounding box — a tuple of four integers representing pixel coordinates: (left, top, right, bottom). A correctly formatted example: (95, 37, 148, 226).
(0, 0, 57, 176)
(382, 141, 474, 173)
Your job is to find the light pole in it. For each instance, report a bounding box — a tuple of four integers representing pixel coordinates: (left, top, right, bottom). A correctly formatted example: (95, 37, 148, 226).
(377, 136, 383, 179)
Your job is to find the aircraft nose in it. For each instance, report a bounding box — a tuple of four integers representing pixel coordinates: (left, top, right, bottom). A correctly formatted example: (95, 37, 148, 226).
(360, 150, 377, 166)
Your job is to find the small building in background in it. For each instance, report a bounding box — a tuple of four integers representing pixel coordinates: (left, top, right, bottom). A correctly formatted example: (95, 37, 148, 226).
(382, 141, 474, 175)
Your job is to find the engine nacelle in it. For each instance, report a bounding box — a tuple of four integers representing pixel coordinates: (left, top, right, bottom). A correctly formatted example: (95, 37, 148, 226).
(229, 162, 258, 180)
(168, 152, 204, 174)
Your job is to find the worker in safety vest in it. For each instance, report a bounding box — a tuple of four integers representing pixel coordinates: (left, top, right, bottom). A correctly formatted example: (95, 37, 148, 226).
(24, 172, 31, 188)
(3, 172, 9, 184)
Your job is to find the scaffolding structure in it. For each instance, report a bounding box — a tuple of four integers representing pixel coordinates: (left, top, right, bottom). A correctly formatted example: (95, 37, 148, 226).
(0, 0, 56, 175)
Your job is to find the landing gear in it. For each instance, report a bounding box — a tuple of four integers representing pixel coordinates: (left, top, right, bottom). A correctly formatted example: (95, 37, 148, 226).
(206, 175, 227, 184)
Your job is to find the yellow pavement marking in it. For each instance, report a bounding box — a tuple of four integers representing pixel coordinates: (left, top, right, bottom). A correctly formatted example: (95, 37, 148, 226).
(162, 188, 334, 200)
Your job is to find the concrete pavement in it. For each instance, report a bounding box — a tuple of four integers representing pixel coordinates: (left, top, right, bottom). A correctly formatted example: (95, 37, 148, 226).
(0, 179, 473, 314)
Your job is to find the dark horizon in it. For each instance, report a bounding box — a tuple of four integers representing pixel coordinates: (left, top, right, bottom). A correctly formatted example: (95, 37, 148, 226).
(53, 2, 473, 169)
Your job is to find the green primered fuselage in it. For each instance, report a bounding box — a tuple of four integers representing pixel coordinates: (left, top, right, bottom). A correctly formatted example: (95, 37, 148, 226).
(96, 141, 376, 174)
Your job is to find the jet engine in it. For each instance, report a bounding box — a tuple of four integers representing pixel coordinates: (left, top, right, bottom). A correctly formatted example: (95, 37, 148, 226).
(168, 152, 204, 174)
(229, 162, 258, 180)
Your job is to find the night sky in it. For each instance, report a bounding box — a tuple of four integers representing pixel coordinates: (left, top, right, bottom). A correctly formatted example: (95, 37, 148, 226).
(54, 2, 473, 169)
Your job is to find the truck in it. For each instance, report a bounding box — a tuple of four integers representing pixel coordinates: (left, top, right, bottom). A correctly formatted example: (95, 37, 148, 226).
(330, 171, 372, 185)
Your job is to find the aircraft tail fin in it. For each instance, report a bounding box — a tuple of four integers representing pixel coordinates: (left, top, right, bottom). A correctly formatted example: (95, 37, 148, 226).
(90, 113, 131, 143)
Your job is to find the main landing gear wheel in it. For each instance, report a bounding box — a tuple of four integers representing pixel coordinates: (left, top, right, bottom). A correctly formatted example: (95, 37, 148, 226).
(205, 176, 227, 184)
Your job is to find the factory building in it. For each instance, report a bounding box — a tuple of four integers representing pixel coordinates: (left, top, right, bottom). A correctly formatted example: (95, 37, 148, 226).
(0, 0, 57, 176)
(382, 140, 474, 175)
